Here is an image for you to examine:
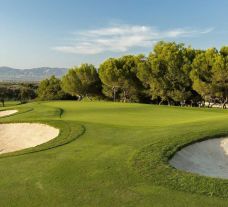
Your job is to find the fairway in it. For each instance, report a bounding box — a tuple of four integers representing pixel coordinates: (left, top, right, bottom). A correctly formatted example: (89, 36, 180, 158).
(1, 101, 228, 206)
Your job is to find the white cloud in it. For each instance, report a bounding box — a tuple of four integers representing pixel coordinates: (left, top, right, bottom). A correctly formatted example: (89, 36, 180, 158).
(53, 24, 214, 55)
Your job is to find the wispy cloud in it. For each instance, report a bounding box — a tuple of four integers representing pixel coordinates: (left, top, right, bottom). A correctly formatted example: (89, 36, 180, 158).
(53, 24, 214, 55)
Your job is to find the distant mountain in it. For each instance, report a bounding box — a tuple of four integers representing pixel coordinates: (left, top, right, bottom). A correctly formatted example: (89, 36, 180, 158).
(0, 67, 68, 81)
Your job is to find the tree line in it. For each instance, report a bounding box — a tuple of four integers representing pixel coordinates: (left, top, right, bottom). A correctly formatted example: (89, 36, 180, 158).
(0, 83, 37, 106)
(2, 41, 228, 108)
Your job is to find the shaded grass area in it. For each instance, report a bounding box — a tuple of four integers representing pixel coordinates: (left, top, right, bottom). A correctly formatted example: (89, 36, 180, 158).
(0, 101, 228, 206)
(0, 101, 21, 107)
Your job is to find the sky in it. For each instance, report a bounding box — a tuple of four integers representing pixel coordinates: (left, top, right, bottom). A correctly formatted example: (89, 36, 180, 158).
(0, 0, 228, 69)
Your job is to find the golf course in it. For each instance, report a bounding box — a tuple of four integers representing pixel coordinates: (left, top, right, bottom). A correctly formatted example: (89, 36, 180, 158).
(0, 101, 228, 206)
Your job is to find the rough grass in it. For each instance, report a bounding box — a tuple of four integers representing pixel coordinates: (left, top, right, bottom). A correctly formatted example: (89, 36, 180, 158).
(0, 101, 21, 107)
(0, 101, 228, 206)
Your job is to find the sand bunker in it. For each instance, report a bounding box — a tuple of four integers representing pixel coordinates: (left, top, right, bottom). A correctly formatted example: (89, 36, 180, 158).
(169, 138, 228, 179)
(0, 110, 18, 117)
(0, 123, 59, 154)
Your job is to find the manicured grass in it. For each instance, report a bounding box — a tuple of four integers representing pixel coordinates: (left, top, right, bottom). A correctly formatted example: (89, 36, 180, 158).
(0, 101, 228, 206)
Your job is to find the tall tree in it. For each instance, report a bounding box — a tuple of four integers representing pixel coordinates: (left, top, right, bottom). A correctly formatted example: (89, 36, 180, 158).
(37, 76, 65, 100)
(190, 48, 218, 106)
(98, 58, 121, 101)
(211, 53, 228, 108)
(62, 64, 101, 100)
(0, 86, 8, 107)
(99, 55, 144, 102)
(19, 87, 31, 103)
(138, 41, 193, 105)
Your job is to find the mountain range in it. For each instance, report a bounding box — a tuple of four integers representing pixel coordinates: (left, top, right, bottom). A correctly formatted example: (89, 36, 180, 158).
(0, 67, 68, 82)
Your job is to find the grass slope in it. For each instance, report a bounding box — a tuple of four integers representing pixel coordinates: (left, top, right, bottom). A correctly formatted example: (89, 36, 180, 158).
(0, 101, 228, 206)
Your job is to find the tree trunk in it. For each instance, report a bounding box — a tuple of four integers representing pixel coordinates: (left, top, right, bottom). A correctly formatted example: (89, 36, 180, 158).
(210, 101, 216, 108)
(159, 100, 164, 105)
(113, 87, 116, 102)
(208, 100, 211, 108)
(2, 100, 4, 107)
(77, 95, 82, 101)
(123, 90, 127, 103)
(86, 94, 92, 101)
(222, 97, 228, 109)
(200, 100, 205, 108)
(180, 100, 186, 107)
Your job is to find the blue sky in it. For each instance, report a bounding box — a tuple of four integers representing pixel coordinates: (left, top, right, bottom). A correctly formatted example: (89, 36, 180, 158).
(0, 0, 228, 69)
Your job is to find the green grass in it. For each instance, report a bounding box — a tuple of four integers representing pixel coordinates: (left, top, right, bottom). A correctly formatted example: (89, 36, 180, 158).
(0, 101, 228, 206)
(0, 101, 21, 108)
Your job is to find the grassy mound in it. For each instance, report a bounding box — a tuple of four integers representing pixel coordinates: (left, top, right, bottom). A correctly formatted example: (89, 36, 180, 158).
(132, 131, 228, 198)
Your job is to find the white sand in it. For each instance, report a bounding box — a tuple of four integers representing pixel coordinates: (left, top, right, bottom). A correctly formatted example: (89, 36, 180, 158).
(0, 123, 59, 154)
(169, 138, 228, 179)
(0, 110, 18, 117)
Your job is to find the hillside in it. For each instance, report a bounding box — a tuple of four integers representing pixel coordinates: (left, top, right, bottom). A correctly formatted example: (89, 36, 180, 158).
(0, 67, 68, 81)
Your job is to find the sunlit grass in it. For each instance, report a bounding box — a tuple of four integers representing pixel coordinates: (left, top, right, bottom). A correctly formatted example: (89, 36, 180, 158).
(0, 101, 228, 206)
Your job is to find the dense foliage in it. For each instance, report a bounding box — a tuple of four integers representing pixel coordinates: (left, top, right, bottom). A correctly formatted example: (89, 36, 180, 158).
(37, 75, 66, 100)
(99, 55, 145, 102)
(57, 41, 228, 107)
(2, 41, 228, 107)
(61, 64, 101, 100)
(0, 82, 37, 106)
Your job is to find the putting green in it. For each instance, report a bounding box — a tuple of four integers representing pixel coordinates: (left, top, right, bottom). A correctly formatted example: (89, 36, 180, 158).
(0, 101, 228, 206)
